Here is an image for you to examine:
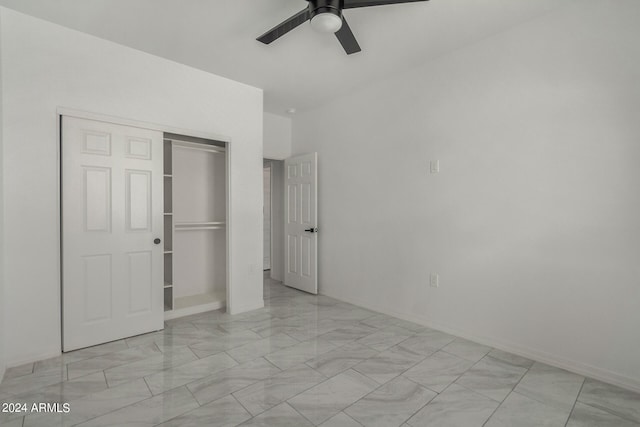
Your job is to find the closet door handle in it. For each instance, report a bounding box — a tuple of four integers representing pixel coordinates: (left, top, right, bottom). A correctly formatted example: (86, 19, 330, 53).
(304, 228, 318, 233)
(154, 238, 161, 244)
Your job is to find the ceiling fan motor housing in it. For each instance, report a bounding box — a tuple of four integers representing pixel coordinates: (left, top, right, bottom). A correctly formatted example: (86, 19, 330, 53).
(309, 0, 344, 19)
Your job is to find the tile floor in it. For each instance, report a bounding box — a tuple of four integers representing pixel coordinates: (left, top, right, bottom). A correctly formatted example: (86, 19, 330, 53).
(1, 276, 639, 426)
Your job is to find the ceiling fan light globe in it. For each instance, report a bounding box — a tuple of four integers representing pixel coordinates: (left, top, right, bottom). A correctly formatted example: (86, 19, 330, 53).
(310, 12, 343, 33)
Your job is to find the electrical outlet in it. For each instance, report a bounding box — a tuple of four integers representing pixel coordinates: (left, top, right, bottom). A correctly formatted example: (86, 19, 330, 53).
(430, 160, 440, 174)
(430, 273, 439, 288)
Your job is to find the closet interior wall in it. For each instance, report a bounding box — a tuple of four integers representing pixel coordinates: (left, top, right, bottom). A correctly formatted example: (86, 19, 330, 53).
(163, 134, 227, 318)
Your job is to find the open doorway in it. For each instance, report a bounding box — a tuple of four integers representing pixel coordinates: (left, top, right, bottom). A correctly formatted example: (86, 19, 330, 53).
(263, 159, 285, 282)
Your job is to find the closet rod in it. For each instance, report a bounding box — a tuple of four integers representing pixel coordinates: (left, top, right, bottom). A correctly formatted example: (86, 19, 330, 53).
(175, 226, 225, 231)
(166, 139, 225, 154)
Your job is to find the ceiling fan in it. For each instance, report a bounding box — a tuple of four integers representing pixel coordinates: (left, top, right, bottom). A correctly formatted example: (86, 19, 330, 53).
(257, 0, 429, 55)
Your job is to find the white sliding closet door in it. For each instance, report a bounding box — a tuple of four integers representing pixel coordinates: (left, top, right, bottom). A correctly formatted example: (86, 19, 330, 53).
(62, 116, 164, 351)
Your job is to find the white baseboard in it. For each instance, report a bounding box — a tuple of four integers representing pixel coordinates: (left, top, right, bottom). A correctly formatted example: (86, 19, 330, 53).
(324, 291, 640, 394)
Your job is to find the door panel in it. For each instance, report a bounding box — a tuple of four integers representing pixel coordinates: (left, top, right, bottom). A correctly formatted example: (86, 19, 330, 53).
(62, 116, 164, 351)
(84, 167, 112, 232)
(284, 153, 317, 294)
(82, 254, 113, 322)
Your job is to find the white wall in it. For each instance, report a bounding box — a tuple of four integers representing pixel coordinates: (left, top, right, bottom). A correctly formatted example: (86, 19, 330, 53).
(0, 14, 5, 382)
(292, 0, 640, 392)
(263, 112, 292, 160)
(0, 7, 264, 366)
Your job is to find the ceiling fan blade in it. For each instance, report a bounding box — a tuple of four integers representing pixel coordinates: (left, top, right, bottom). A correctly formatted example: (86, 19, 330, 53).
(257, 8, 310, 44)
(334, 16, 361, 55)
(343, 0, 429, 9)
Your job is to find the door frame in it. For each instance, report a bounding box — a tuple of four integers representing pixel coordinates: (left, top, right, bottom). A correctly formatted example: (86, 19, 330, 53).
(263, 161, 273, 272)
(56, 107, 233, 347)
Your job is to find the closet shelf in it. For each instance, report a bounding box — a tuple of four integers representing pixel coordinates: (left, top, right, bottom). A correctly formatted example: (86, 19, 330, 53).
(175, 221, 226, 231)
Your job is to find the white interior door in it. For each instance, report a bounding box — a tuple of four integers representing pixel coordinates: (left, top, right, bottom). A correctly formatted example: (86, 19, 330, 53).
(284, 153, 318, 294)
(62, 116, 164, 351)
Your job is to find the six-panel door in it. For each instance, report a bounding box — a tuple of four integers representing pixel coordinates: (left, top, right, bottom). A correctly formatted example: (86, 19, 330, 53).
(284, 153, 318, 294)
(62, 116, 164, 351)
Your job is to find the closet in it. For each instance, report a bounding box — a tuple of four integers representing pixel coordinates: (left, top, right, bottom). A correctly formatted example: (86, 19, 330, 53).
(163, 133, 227, 319)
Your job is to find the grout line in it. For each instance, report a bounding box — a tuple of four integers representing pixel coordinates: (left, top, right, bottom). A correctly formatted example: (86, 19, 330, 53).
(229, 393, 255, 421)
(482, 361, 533, 426)
(287, 401, 318, 426)
(564, 377, 586, 427)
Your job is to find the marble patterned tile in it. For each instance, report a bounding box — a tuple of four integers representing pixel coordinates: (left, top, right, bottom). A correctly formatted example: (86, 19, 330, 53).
(412, 328, 456, 350)
(345, 376, 437, 427)
(4, 362, 35, 379)
(104, 345, 198, 387)
(305, 295, 341, 307)
(147, 328, 220, 350)
(76, 386, 198, 427)
(233, 364, 326, 416)
(455, 356, 527, 402)
(306, 342, 379, 377)
(144, 351, 238, 395)
(577, 378, 640, 423)
(514, 362, 585, 410)
(188, 330, 263, 358)
(319, 412, 363, 427)
(1, 417, 24, 427)
(219, 319, 279, 335)
(282, 319, 347, 342)
(157, 394, 251, 427)
(484, 391, 571, 427)
(353, 347, 425, 384)
(226, 333, 299, 364)
(239, 402, 313, 427)
(442, 338, 492, 363)
(356, 326, 414, 352)
(486, 348, 534, 368)
(359, 314, 400, 330)
(567, 402, 640, 427)
(187, 358, 281, 406)
(265, 339, 336, 370)
(394, 335, 440, 357)
(403, 351, 474, 393)
(288, 369, 379, 425)
(34, 340, 129, 373)
(317, 324, 378, 346)
(391, 319, 428, 333)
(407, 383, 499, 427)
(312, 305, 376, 322)
(12, 371, 108, 406)
(0, 363, 67, 396)
(66, 343, 161, 379)
(250, 317, 305, 339)
(6, 279, 639, 427)
(23, 379, 152, 427)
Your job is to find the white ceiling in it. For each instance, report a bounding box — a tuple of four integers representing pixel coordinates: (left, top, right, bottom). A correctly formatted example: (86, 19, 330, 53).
(0, 0, 570, 114)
